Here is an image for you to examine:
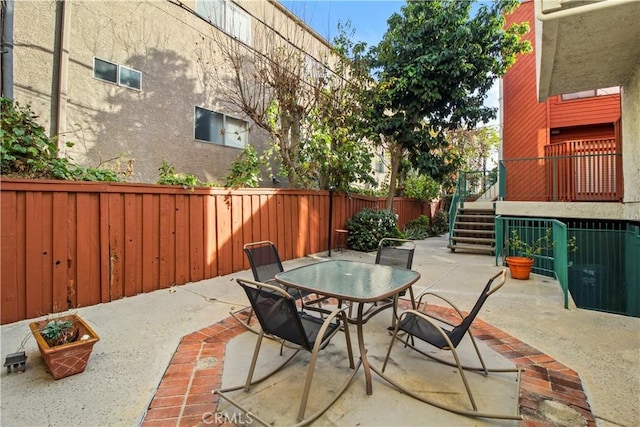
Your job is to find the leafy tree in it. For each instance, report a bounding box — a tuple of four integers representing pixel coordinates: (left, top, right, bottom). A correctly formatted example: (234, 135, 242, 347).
(402, 171, 441, 201)
(367, 0, 531, 206)
(444, 125, 500, 193)
(200, 18, 375, 191)
(300, 23, 377, 191)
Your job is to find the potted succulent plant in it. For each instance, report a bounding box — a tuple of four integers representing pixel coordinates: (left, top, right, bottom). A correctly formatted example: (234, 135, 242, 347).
(29, 313, 99, 379)
(505, 228, 576, 280)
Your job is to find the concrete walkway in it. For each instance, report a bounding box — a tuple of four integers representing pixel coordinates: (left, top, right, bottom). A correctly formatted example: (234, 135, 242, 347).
(1, 235, 638, 426)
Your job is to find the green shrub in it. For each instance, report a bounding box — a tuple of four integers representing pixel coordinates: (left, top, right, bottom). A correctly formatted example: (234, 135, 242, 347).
(430, 210, 449, 235)
(403, 215, 430, 240)
(346, 208, 403, 252)
(157, 161, 215, 190)
(402, 174, 440, 201)
(1, 97, 120, 181)
(224, 145, 262, 188)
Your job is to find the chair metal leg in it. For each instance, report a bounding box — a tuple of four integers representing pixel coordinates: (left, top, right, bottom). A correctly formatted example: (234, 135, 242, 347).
(244, 330, 265, 391)
(370, 364, 523, 421)
(297, 310, 355, 421)
(448, 346, 478, 411)
(217, 308, 359, 427)
(379, 311, 522, 420)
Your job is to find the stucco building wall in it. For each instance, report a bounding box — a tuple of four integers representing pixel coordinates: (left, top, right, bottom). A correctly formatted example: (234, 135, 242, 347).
(11, 0, 333, 184)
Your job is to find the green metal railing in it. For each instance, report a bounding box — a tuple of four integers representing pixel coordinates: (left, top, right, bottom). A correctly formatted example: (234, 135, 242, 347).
(495, 216, 571, 308)
(497, 216, 640, 317)
(499, 152, 622, 202)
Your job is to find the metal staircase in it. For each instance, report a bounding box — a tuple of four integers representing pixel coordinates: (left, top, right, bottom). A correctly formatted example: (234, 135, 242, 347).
(447, 206, 496, 255)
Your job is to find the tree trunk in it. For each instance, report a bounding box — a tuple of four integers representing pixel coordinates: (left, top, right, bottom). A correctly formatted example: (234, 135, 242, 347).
(386, 142, 403, 211)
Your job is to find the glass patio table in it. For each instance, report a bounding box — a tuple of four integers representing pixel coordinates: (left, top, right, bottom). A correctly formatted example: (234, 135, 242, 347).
(275, 259, 420, 395)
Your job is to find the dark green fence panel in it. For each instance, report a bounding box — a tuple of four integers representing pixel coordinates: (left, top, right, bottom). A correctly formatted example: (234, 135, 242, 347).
(497, 216, 638, 317)
(625, 223, 639, 317)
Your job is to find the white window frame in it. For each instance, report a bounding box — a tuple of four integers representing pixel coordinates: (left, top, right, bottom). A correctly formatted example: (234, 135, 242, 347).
(118, 65, 142, 91)
(93, 57, 142, 91)
(561, 86, 620, 101)
(196, 0, 251, 45)
(194, 106, 248, 149)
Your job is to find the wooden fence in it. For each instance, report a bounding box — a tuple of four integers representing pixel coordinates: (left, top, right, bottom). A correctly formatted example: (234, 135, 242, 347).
(0, 179, 440, 324)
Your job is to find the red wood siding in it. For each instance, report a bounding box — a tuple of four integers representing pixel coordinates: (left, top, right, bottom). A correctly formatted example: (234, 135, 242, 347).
(503, 1, 547, 200)
(550, 123, 615, 144)
(548, 95, 621, 129)
(0, 179, 440, 324)
(502, 1, 623, 202)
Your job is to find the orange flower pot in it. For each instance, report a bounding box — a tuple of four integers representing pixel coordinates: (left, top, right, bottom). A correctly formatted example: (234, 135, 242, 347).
(506, 256, 535, 280)
(29, 314, 99, 380)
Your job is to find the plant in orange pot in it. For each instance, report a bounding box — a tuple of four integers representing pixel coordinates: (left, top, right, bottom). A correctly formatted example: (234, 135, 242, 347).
(29, 313, 99, 380)
(505, 229, 556, 280)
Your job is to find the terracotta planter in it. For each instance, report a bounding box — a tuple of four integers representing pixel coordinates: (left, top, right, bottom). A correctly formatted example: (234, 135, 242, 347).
(29, 314, 99, 380)
(506, 256, 535, 280)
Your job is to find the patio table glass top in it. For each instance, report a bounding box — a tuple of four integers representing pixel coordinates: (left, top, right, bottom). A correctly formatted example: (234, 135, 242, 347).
(275, 259, 420, 303)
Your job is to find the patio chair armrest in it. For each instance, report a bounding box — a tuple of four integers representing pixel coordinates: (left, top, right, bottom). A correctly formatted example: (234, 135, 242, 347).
(313, 305, 352, 353)
(236, 278, 294, 299)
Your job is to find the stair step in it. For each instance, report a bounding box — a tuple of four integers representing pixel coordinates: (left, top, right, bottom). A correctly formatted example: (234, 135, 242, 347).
(453, 229, 495, 236)
(458, 209, 495, 214)
(451, 236, 495, 244)
(456, 214, 495, 222)
(455, 221, 495, 227)
(447, 244, 495, 255)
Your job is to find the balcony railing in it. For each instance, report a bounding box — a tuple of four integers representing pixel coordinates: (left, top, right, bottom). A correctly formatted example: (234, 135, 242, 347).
(499, 138, 622, 202)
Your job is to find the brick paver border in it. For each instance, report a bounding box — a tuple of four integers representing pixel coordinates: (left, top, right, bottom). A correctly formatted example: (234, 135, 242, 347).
(141, 303, 595, 427)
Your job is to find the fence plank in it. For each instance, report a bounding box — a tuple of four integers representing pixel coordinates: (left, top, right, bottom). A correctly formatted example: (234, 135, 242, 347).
(231, 194, 244, 272)
(159, 194, 176, 288)
(204, 195, 218, 278)
(52, 192, 69, 311)
(25, 192, 44, 318)
(175, 195, 189, 284)
(216, 195, 233, 276)
(123, 193, 139, 298)
(298, 195, 309, 257)
(1, 192, 19, 324)
(268, 194, 278, 253)
(99, 193, 110, 303)
(142, 194, 154, 294)
(109, 194, 124, 301)
(190, 195, 205, 282)
(76, 193, 101, 307)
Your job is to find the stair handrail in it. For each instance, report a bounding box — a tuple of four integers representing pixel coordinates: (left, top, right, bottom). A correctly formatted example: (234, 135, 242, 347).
(448, 173, 467, 246)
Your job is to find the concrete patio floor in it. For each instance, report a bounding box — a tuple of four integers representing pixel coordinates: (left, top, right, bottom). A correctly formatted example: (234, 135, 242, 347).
(1, 235, 638, 426)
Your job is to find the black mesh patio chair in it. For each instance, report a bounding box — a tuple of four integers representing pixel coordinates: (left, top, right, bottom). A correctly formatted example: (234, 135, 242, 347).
(376, 238, 416, 300)
(353, 238, 417, 325)
(373, 269, 523, 420)
(215, 279, 358, 426)
(231, 241, 328, 332)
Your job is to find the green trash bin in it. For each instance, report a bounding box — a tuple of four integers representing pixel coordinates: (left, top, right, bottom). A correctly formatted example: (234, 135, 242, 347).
(569, 264, 606, 309)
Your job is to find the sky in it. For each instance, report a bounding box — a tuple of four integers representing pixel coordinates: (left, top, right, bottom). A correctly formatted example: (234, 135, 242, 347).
(279, 1, 501, 126)
(280, 1, 403, 47)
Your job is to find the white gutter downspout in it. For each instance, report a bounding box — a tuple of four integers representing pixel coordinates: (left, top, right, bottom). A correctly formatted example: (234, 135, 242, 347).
(54, 0, 71, 147)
